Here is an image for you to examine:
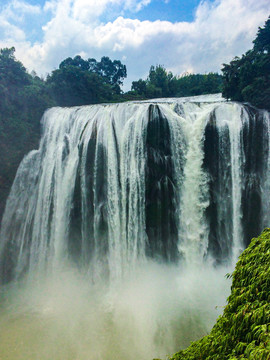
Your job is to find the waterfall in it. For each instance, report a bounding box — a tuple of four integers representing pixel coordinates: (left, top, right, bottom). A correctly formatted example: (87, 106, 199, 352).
(1, 94, 270, 281)
(0, 94, 269, 360)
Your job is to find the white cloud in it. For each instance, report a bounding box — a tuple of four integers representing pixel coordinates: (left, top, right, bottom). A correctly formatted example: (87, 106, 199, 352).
(1, 0, 41, 22)
(43, 0, 152, 23)
(10, 0, 41, 14)
(0, 0, 269, 90)
(0, 15, 26, 42)
(123, 0, 152, 12)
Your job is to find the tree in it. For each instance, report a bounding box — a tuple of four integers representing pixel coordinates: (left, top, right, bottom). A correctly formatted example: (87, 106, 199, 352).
(49, 54, 127, 104)
(0, 47, 30, 88)
(59, 55, 90, 71)
(130, 65, 222, 99)
(173, 73, 222, 97)
(88, 56, 127, 87)
(253, 16, 270, 54)
(222, 16, 270, 110)
(47, 66, 113, 107)
(147, 65, 174, 97)
(131, 79, 147, 95)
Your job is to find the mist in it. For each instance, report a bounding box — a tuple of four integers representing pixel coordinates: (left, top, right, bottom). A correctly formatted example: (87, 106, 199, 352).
(0, 260, 231, 360)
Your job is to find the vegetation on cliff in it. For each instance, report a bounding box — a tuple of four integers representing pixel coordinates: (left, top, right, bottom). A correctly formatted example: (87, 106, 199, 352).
(168, 228, 270, 360)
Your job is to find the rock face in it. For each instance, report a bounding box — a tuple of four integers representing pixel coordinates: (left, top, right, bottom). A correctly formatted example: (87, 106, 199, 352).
(169, 228, 270, 360)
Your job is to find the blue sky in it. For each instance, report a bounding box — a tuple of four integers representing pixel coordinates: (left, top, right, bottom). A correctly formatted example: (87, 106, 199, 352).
(0, 0, 269, 90)
(104, 0, 207, 22)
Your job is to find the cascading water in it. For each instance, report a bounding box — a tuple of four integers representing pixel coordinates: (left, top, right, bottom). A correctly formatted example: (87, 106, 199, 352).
(0, 94, 269, 360)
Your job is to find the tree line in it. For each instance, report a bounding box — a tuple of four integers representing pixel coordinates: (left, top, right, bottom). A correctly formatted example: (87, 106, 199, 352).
(130, 66, 222, 98)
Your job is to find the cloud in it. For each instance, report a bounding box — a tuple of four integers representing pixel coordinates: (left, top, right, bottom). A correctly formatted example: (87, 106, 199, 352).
(0, 13, 26, 42)
(1, 0, 41, 22)
(123, 0, 152, 12)
(43, 0, 152, 22)
(10, 0, 41, 14)
(0, 0, 269, 89)
(0, 0, 41, 47)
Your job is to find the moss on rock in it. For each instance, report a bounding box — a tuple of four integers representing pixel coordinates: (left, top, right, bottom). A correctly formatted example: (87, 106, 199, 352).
(169, 228, 270, 360)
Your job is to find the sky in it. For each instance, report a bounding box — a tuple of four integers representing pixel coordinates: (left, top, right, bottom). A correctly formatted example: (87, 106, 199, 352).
(0, 0, 269, 90)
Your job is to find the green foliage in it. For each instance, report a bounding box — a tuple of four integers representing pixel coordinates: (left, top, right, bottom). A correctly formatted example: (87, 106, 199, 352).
(222, 16, 270, 110)
(131, 65, 175, 98)
(0, 47, 30, 87)
(131, 66, 222, 99)
(172, 73, 222, 97)
(59, 55, 127, 87)
(0, 48, 55, 221)
(131, 78, 147, 96)
(147, 65, 174, 97)
(89, 56, 127, 87)
(59, 55, 90, 71)
(167, 228, 270, 360)
(47, 66, 113, 106)
(59, 55, 127, 86)
(48, 54, 127, 106)
(253, 17, 270, 54)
